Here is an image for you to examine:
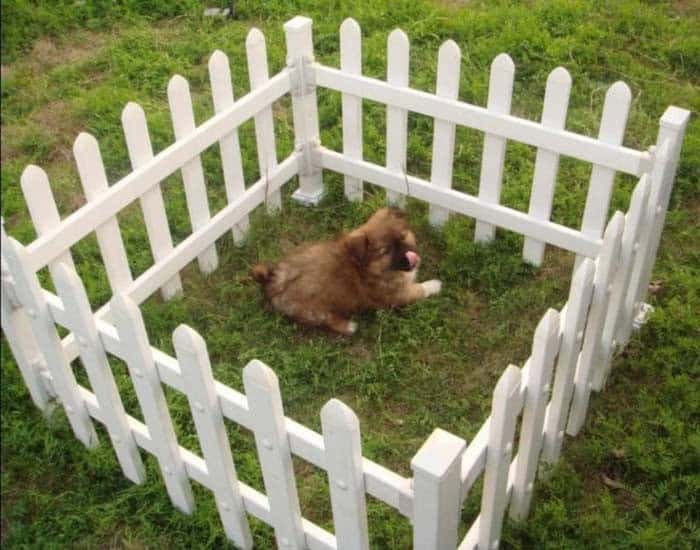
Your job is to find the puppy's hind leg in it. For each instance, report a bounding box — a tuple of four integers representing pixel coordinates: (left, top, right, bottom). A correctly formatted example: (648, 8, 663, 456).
(326, 314, 358, 336)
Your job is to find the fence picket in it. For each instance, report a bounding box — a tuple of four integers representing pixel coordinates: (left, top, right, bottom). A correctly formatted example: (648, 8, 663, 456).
(168, 75, 219, 274)
(567, 212, 625, 435)
(54, 263, 145, 484)
(522, 67, 572, 265)
(243, 360, 305, 549)
(173, 325, 253, 549)
(321, 399, 370, 550)
(111, 293, 195, 513)
(2, 234, 98, 447)
(509, 308, 561, 520)
(411, 428, 466, 549)
(122, 102, 183, 299)
(385, 29, 409, 207)
(429, 40, 461, 227)
(74, 133, 133, 292)
(541, 259, 595, 465)
(575, 82, 631, 270)
(340, 18, 363, 202)
(474, 54, 515, 242)
(209, 50, 249, 244)
(246, 28, 281, 212)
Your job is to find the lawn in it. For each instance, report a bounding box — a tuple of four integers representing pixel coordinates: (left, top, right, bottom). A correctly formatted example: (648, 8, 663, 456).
(1, 0, 698, 548)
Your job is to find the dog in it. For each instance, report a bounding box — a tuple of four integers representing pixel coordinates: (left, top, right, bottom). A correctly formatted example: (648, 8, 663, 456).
(251, 208, 442, 335)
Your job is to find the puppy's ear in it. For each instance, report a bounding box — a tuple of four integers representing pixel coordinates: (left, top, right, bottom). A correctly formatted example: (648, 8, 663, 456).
(345, 232, 369, 265)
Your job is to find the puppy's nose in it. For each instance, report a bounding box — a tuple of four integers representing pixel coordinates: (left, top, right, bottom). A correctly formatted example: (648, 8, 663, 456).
(406, 250, 420, 269)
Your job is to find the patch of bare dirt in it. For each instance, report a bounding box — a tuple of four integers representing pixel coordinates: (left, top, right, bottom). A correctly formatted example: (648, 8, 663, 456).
(28, 31, 109, 72)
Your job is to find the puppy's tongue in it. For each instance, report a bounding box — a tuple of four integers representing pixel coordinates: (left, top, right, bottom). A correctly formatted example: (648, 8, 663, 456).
(406, 250, 420, 269)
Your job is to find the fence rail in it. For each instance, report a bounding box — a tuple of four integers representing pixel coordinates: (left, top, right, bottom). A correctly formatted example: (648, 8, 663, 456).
(1, 15, 690, 550)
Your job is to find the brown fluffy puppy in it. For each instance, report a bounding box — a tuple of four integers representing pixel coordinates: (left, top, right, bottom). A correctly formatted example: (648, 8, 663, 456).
(251, 208, 441, 335)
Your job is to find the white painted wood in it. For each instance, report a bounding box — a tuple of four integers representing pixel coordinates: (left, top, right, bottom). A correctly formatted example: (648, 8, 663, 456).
(474, 54, 515, 243)
(385, 28, 409, 207)
(246, 28, 281, 212)
(53, 263, 145, 484)
(428, 40, 461, 227)
(478, 364, 522, 550)
(122, 102, 182, 300)
(575, 82, 632, 270)
(522, 67, 572, 265)
(460, 418, 489, 501)
(73, 132, 133, 293)
(285, 16, 324, 206)
(208, 50, 249, 244)
(340, 18, 363, 202)
(509, 308, 561, 520)
(411, 428, 466, 549)
(319, 148, 602, 258)
(321, 399, 369, 550)
(1, 235, 98, 447)
(242, 360, 305, 549)
(28, 70, 290, 273)
(168, 75, 219, 274)
(313, 65, 651, 177)
(541, 259, 595, 465)
(173, 324, 253, 549)
(111, 293, 194, 513)
(567, 212, 625, 435)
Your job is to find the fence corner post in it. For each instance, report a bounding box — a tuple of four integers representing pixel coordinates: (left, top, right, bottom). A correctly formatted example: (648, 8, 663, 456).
(284, 15, 324, 206)
(411, 428, 466, 549)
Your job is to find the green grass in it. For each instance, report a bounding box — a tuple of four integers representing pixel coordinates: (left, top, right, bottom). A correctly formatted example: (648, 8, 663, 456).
(1, 0, 698, 548)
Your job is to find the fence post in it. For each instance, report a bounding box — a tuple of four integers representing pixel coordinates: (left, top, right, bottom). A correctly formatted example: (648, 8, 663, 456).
(53, 263, 146, 484)
(385, 28, 410, 208)
(474, 53, 515, 243)
(122, 102, 183, 300)
(209, 50, 250, 245)
(111, 293, 195, 514)
(173, 325, 253, 549)
(285, 16, 324, 206)
(411, 428, 466, 549)
(246, 28, 281, 212)
(567, 212, 625, 436)
(428, 40, 461, 228)
(321, 398, 370, 550)
(243, 360, 305, 549)
(575, 82, 631, 271)
(522, 67, 572, 265)
(510, 309, 561, 520)
(340, 18, 363, 202)
(74, 132, 133, 292)
(541, 259, 595, 466)
(168, 75, 219, 274)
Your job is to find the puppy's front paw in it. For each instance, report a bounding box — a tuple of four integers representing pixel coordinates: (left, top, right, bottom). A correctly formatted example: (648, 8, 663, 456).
(347, 321, 358, 335)
(421, 279, 442, 297)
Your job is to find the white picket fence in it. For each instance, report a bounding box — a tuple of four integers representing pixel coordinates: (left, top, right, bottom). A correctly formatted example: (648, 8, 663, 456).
(1, 16, 690, 549)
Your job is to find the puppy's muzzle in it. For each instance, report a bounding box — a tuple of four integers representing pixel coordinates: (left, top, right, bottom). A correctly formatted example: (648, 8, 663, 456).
(391, 248, 421, 271)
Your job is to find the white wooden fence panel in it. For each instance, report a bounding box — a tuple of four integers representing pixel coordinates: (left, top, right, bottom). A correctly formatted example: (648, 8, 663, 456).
(575, 82, 631, 270)
(122, 102, 183, 299)
(474, 54, 515, 242)
(173, 324, 253, 549)
(2, 235, 98, 447)
(243, 360, 306, 549)
(321, 399, 370, 550)
(411, 428, 466, 549)
(385, 28, 409, 207)
(74, 132, 133, 292)
(541, 259, 595, 465)
(428, 40, 461, 227)
(208, 50, 249, 244)
(247, 28, 281, 212)
(168, 75, 219, 274)
(340, 18, 363, 202)
(522, 67, 572, 265)
(111, 293, 195, 513)
(54, 263, 145, 484)
(509, 308, 561, 520)
(567, 212, 625, 435)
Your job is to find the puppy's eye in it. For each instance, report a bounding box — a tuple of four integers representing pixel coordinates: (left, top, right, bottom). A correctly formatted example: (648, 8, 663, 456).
(378, 247, 390, 255)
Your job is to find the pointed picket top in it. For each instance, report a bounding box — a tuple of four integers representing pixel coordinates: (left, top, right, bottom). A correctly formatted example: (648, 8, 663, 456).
(121, 101, 147, 129)
(167, 74, 191, 110)
(340, 17, 361, 40)
(208, 49, 229, 74)
(543, 66, 572, 121)
(488, 53, 515, 102)
(600, 210, 626, 263)
(172, 323, 207, 356)
(598, 80, 632, 140)
(72, 132, 103, 179)
(387, 28, 409, 72)
(20, 164, 50, 196)
(246, 27, 266, 52)
(242, 358, 278, 390)
(628, 174, 651, 228)
(438, 39, 461, 66)
(532, 307, 561, 349)
(321, 397, 360, 430)
(546, 66, 572, 88)
(493, 363, 522, 404)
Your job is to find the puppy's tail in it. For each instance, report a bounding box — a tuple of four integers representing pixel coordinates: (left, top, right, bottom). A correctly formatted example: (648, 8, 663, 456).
(251, 263, 274, 284)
